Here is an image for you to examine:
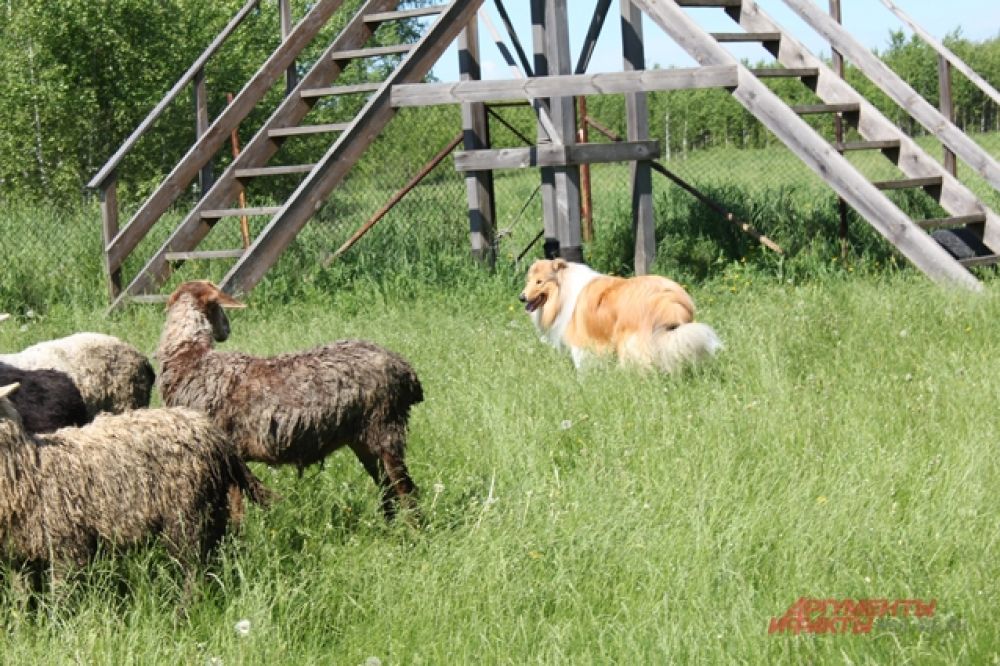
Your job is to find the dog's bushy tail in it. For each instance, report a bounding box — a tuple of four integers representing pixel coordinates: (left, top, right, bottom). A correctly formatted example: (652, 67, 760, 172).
(653, 322, 722, 373)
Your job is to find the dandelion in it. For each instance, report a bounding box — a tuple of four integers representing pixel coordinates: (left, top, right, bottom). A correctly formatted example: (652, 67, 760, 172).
(207, 658, 223, 666)
(234, 619, 251, 637)
(364, 658, 383, 666)
(559, 419, 572, 430)
(817, 495, 828, 505)
(433, 482, 445, 495)
(528, 550, 544, 560)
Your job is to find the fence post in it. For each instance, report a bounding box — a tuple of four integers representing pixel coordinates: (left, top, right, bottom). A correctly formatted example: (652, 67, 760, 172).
(621, 0, 654, 275)
(193, 66, 214, 197)
(458, 19, 497, 265)
(938, 55, 957, 176)
(99, 174, 122, 301)
(829, 0, 849, 256)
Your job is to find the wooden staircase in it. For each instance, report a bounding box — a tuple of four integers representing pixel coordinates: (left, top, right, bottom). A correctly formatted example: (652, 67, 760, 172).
(635, 0, 1000, 290)
(102, 0, 483, 308)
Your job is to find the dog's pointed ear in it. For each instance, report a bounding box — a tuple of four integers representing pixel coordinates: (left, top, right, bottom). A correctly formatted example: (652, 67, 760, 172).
(552, 258, 568, 271)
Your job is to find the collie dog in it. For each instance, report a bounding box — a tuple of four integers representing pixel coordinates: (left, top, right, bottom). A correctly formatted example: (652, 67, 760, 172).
(519, 259, 721, 372)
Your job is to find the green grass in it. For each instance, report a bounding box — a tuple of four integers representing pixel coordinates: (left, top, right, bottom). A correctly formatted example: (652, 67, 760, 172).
(0, 271, 998, 664)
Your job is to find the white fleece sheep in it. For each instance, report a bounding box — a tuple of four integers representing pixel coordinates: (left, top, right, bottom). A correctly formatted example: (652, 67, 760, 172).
(0, 333, 154, 419)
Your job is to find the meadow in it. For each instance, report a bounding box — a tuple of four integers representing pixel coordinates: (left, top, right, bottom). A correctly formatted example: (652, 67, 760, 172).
(0, 256, 998, 664)
(0, 130, 998, 663)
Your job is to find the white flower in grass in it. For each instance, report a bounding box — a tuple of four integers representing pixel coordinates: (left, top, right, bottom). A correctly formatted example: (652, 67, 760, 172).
(559, 419, 572, 430)
(234, 619, 251, 637)
(364, 658, 383, 666)
(207, 658, 223, 666)
(433, 482, 445, 495)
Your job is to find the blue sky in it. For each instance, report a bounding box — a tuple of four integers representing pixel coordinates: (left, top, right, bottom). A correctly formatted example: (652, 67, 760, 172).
(430, 0, 1000, 81)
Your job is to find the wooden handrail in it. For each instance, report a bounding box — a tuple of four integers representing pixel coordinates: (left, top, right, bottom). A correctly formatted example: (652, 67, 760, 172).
(878, 0, 1000, 109)
(86, 0, 261, 190)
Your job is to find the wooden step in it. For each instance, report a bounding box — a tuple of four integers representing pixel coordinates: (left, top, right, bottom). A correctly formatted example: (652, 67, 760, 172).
(129, 294, 169, 304)
(268, 123, 350, 138)
(201, 206, 281, 219)
(917, 213, 987, 230)
(750, 67, 819, 78)
(959, 255, 1000, 268)
(676, 0, 742, 6)
(872, 176, 942, 191)
(301, 82, 382, 98)
(834, 139, 901, 152)
(164, 249, 245, 261)
(331, 44, 413, 61)
(791, 102, 859, 115)
(711, 32, 779, 42)
(235, 164, 316, 178)
(364, 6, 446, 23)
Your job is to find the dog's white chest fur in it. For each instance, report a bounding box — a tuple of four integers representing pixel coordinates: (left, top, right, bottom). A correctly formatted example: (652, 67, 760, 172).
(531, 263, 600, 352)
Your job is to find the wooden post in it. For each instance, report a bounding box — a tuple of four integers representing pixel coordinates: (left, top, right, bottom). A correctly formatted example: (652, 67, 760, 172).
(99, 175, 122, 301)
(193, 67, 214, 197)
(540, 0, 583, 262)
(621, 0, 654, 274)
(578, 95, 593, 243)
(279, 0, 299, 95)
(458, 20, 497, 264)
(938, 55, 957, 176)
(531, 0, 560, 259)
(830, 0, 849, 256)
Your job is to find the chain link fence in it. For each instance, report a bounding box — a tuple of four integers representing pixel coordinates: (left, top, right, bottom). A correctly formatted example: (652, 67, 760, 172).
(2, 75, 997, 310)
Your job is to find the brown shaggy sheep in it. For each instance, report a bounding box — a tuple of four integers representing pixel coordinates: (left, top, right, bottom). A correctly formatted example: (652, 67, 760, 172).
(157, 281, 423, 518)
(0, 382, 270, 577)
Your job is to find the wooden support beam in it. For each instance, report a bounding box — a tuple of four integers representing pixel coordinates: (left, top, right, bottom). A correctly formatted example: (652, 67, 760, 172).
(622, 0, 655, 275)
(938, 55, 957, 177)
(453, 140, 660, 170)
(532, 0, 559, 259)
(193, 67, 214, 196)
(458, 20, 497, 264)
(98, 175, 121, 300)
(391, 66, 738, 106)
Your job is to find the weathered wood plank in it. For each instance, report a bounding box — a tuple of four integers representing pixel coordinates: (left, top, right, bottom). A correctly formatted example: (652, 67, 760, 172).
(164, 249, 245, 261)
(268, 123, 350, 137)
(454, 140, 660, 170)
(220, 0, 487, 297)
(234, 164, 316, 177)
(331, 44, 412, 60)
(632, 0, 981, 290)
(364, 6, 446, 23)
(301, 82, 382, 97)
(391, 65, 738, 106)
(98, 176, 121, 300)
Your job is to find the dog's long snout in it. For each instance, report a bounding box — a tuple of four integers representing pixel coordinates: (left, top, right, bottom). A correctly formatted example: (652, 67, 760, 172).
(518, 292, 527, 303)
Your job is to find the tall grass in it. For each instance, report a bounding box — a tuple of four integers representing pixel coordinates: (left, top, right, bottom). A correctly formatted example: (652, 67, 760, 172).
(0, 273, 997, 663)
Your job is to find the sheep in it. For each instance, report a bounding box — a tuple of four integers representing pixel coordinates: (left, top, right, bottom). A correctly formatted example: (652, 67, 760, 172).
(0, 362, 88, 433)
(0, 333, 155, 419)
(0, 381, 271, 582)
(157, 281, 423, 519)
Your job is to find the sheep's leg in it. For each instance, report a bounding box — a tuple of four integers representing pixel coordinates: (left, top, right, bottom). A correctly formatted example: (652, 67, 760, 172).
(380, 451, 418, 516)
(348, 444, 394, 518)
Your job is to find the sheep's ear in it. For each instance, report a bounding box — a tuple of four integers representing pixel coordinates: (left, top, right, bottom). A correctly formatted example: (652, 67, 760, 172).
(552, 258, 568, 271)
(0, 383, 20, 399)
(214, 291, 247, 309)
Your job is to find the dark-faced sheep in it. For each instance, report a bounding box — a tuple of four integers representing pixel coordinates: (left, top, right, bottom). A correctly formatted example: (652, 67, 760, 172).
(0, 333, 155, 419)
(0, 382, 270, 580)
(0, 362, 88, 433)
(157, 281, 423, 519)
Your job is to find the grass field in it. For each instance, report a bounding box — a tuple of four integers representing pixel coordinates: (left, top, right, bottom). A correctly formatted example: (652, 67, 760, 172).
(0, 268, 998, 664)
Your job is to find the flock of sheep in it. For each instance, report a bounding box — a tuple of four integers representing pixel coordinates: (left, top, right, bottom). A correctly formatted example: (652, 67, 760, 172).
(0, 280, 422, 586)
